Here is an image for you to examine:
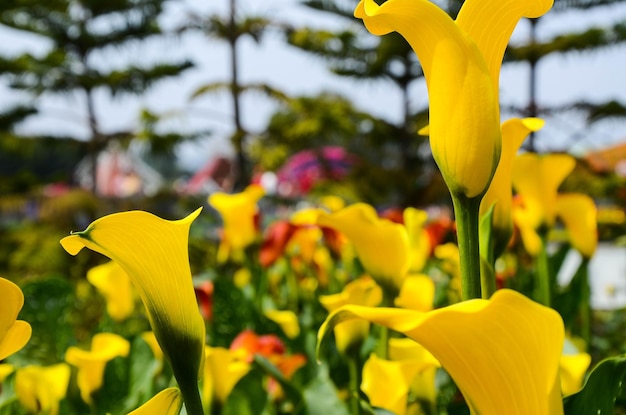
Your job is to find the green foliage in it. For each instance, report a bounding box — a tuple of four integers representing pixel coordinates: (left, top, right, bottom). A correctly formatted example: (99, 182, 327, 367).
(563, 355, 626, 414)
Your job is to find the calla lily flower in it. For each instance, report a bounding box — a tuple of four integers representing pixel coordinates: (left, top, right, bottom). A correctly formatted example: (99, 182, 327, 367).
(128, 387, 183, 415)
(87, 261, 135, 322)
(403, 207, 431, 273)
(209, 184, 265, 263)
(394, 274, 435, 312)
(0, 278, 32, 360)
(203, 346, 250, 409)
(60, 209, 206, 405)
(0, 363, 14, 382)
(560, 352, 591, 397)
(319, 276, 382, 354)
(554, 194, 598, 258)
(264, 309, 301, 339)
(65, 332, 130, 404)
(15, 363, 70, 415)
(319, 289, 565, 415)
(361, 353, 424, 415)
(481, 118, 545, 255)
(388, 338, 441, 408)
(317, 203, 410, 292)
(512, 153, 597, 257)
(354, 0, 552, 198)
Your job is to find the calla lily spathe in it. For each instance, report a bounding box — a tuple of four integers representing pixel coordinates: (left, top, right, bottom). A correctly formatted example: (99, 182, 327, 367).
(319, 276, 382, 354)
(202, 346, 250, 409)
(128, 387, 183, 415)
(15, 363, 71, 415)
(317, 203, 410, 292)
(361, 353, 424, 415)
(318, 289, 564, 415)
(60, 209, 206, 405)
(0, 277, 32, 361)
(355, 0, 552, 198)
(481, 118, 545, 255)
(512, 153, 598, 257)
(209, 184, 265, 263)
(65, 332, 130, 404)
(87, 261, 135, 322)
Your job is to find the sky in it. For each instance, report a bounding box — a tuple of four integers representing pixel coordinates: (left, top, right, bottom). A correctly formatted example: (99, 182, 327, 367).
(2, 0, 626, 172)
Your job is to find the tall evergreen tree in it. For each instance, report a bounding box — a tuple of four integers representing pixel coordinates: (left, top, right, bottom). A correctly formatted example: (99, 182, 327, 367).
(505, 0, 626, 151)
(182, 0, 288, 191)
(0, 0, 193, 193)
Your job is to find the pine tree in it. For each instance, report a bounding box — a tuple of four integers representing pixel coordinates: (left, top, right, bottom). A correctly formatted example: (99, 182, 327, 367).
(182, 0, 288, 191)
(505, 0, 626, 151)
(0, 0, 193, 193)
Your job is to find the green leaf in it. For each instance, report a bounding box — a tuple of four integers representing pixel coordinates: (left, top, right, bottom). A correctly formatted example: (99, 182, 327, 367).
(253, 354, 304, 410)
(122, 336, 163, 412)
(563, 355, 626, 415)
(223, 368, 268, 415)
(302, 364, 349, 415)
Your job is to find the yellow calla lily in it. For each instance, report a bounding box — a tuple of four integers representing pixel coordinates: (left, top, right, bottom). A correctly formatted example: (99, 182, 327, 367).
(60, 209, 206, 403)
(554, 194, 598, 258)
(481, 118, 545, 254)
(0, 363, 14, 382)
(354, 0, 551, 198)
(361, 353, 424, 415)
(15, 363, 70, 415)
(65, 332, 130, 404)
(203, 346, 250, 410)
(128, 387, 183, 415)
(512, 153, 576, 228)
(317, 203, 410, 292)
(388, 338, 441, 409)
(319, 289, 564, 415)
(403, 207, 431, 273)
(319, 276, 382, 354)
(264, 309, 300, 339)
(394, 274, 435, 312)
(560, 352, 591, 397)
(512, 153, 597, 257)
(0, 278, 32, 360)
(209, 184, 264, 263)
(87, 261, 135, 322)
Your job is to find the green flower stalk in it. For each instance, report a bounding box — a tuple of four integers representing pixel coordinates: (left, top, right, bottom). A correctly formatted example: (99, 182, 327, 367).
(61, 209, 206, 415)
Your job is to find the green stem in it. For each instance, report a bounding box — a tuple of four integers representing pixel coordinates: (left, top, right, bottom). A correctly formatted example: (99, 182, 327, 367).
(535, 232, 551, 307)
(451, 194, 483, 300)
(347, 355, 361, 415)
(178, 374, 205, 415)
(579, 258, 591, 345)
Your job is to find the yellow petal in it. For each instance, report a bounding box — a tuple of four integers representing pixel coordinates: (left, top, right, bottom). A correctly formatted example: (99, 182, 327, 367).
(456, 0, 553, 94)
(15, 363, 71, 415)
(388, 338, 441, 407)
(512, 153, 576, 227)
(203, 347, 250, 407)
(481, 118, 544, 251)
(403, 207, 431, 272)
(127, 387, 183, 415)
(60, 209, 206, 390)
(264, 309, 300, 339)
(0, 363, 14, 382)
(87, 261, 135, 322)
(65, 333, 130, 404)
(317, 203, 410, 290)
(319, 277, 382, 354)
(394, 274, 435, 312)
(555, 194, 598, 258)
(319, 289, 564, 415)
(361, 353, 422, 415)
(559, 353, 591, 397)
(0, 278, 31, 360)
(355, 0, 501, 198)
(208, 184, 264, 251)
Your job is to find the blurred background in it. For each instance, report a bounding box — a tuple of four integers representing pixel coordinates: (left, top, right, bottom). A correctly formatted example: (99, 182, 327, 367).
(1, 0, 626, 341)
